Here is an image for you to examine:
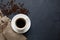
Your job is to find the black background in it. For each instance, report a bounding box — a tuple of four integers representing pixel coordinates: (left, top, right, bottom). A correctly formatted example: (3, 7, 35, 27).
(0, 0, 60, 40)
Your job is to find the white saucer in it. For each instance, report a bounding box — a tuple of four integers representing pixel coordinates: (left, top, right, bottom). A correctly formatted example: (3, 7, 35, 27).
(11, 14, 31, 33)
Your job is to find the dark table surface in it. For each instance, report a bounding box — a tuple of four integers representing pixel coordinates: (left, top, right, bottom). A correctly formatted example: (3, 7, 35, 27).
(1, 0, 60, 40)
(24, 0, 60, 40)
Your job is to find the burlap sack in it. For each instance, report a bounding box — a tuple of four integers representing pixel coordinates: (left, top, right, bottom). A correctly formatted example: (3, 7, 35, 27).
(0, 33, 5, 40)
(0, 10, 3, 19)
(0, 16, 11, 33)
(0, 16, 27, 40)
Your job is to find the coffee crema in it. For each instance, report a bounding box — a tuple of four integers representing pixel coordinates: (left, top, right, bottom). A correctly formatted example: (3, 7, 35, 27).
(16, 18, 26, 28)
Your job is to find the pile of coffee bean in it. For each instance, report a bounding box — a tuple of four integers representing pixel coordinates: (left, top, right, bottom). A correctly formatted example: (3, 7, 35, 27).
(0, 0, 29, 16)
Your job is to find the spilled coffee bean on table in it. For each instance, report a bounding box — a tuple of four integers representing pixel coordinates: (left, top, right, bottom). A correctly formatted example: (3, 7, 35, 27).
(0, 0, 29, 16)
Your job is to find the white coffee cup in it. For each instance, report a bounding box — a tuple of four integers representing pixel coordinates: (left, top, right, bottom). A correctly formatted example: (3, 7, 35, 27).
(11, 14, 31, 33)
